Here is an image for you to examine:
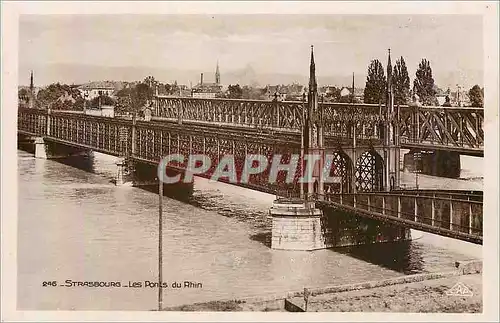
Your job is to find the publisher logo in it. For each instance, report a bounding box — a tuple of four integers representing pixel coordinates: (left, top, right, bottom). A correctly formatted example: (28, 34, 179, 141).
(446, 282, 473, 297)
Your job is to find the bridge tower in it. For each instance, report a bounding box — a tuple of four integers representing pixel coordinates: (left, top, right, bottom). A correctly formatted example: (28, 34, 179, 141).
(300, 45, 325, 199)
(270, 45, 327, 250)
(383, 49, 401, 191)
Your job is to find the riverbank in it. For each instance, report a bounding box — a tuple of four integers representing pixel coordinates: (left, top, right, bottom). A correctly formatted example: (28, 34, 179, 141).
(165, 261, 482, 312)
(290, 273, 482, 313)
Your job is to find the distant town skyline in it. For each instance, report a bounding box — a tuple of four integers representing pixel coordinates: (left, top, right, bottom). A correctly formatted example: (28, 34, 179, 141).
(19, 14, 483, 89)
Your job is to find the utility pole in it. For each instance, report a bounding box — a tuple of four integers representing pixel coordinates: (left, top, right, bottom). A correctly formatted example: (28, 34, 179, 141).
(157, 173, 163, 311)
(83, 93, 88, 114)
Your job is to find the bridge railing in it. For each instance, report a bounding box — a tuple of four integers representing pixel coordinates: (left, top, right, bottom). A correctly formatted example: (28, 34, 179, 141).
(398, 105, 484, 151)
(155, 96, 306, 130)
(318, 191, 482, 244)
(154, 97, 484, 151)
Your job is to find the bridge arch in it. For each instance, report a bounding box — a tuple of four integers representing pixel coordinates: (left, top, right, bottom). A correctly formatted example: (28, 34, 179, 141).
(323, 149, 353, 194)
(355, 150, 384, 192)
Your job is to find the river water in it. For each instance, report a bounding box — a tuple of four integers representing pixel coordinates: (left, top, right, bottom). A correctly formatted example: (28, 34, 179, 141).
(17, 149, 483, 310)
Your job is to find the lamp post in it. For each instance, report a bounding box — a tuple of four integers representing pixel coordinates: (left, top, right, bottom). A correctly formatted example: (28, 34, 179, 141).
(83, 93, 88, 114)
(157, 173, 163, 311)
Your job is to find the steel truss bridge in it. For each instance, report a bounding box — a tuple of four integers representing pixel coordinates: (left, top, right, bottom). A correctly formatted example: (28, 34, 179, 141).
(153, 97, 484, 157)
(18, 99, 483, 244)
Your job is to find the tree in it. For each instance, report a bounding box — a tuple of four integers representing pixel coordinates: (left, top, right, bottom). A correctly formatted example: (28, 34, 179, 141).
(35, 83, 84, 110)
(164, 83, 172, 95)
(442, 95, 452, 107)
(242, 85, 265, 100)
(393, 56, 411, 105)
(227, 84, 243, 99)
(135, 83, 152, 105)
(325, 86, 341, 102)
(144, 76, 157, 89)
(115, 87, 133, 115)
(114, 82, 152, 114)
(413, 59, 438, 106)
(468, 85, 484, 108)
(338, 92, 360, 103)
(18, 88, 29, 100)
(363, 59, 386, 104)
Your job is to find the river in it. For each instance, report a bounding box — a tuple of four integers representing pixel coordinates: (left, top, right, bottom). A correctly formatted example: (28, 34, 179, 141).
(17, 149, 482, 310)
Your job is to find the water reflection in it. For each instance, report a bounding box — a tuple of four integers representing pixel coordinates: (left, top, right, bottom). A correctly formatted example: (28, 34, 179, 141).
(138, 182, 195, 204)
(55, 153, 96, 174)
(335, 240, 425, 274)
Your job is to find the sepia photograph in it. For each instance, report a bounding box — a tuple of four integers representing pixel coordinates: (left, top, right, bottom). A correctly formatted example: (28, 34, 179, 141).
(2, 1, 499, 322)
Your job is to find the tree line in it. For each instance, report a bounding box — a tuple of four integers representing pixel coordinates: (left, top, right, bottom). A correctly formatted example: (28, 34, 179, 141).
(19, 65, 484, 111)
(18, 76, 182, 114)
(363, 57, 483, 107)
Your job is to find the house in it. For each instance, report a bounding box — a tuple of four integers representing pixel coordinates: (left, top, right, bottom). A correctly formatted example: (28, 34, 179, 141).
(78, 81, 116, 100)
(340, 87, 351, 97)
(339, 87, 364, 102)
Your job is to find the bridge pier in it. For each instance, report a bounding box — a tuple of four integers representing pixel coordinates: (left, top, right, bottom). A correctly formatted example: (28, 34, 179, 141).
(115, 160, 194, 198)
(115, 159, 160, 186)
(115, 158, 131, 186)
(403, 149, 461, 178)
(30, 137, 91, 159)
(270, 199, 326, 250)
(34, 137, 48, 159)
(269, 198, 411, 250)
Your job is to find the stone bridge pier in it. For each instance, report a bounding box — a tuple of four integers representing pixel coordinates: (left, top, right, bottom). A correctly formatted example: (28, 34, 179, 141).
(115, 159, 193, 198)
(18, 135, 91, 159)
(269, 199, 411, 250)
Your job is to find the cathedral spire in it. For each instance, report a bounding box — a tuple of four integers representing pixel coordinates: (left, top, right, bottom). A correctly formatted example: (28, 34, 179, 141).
(309, 45, 317, 92)
(215, 60, 220, 85)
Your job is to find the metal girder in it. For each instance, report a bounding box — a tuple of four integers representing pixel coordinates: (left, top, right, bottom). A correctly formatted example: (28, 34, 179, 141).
(399, 106, 484, 154)
(320, 190, 483, 244)
(154, 98, 484, 154)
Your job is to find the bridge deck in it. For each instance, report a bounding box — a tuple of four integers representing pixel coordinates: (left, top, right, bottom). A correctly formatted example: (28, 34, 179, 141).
(317, 190, 482, 244)
(18, 107, 483, 244)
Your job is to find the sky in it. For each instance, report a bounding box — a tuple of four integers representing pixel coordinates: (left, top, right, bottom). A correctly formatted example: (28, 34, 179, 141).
(19, 14, 483, 89)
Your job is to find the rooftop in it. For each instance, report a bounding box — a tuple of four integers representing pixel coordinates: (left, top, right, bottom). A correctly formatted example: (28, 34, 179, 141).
(78, 81, 116, 90)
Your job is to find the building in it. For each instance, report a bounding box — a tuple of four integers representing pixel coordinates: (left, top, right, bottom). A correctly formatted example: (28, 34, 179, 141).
(340, 87, 351, 97)
(78, 81, 116, 100)
(339, 87, 364, 102)
(23, 70, 38, 108)
(192, 62, 223, 99)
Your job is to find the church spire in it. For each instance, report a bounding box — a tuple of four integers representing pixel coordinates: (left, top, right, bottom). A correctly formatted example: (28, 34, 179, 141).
(215, 60, 220, 85)
(309, 45, 317, 92)
(30, 70, 34, 92)
(351, 72, 355, 104)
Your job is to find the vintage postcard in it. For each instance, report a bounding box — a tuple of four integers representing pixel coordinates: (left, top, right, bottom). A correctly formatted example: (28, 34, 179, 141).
(2, 1, 498, 322)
